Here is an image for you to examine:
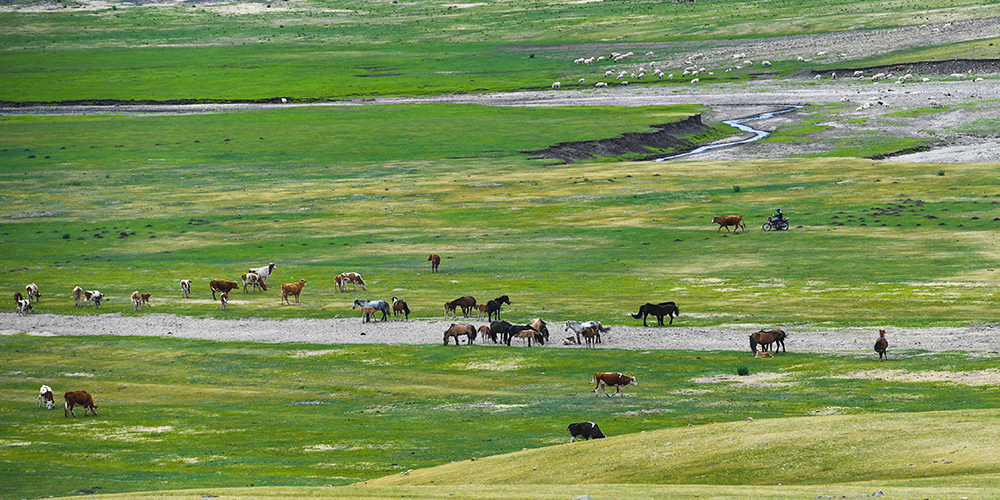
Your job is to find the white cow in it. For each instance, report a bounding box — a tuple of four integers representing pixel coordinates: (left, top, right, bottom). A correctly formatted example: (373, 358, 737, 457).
(248, 263, 276, 285)
(180, 279, 191, 299)
(39, 385, 55, 409)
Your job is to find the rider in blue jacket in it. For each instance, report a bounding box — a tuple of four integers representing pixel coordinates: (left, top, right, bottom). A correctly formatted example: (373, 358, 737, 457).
(772, 208, 785, 224)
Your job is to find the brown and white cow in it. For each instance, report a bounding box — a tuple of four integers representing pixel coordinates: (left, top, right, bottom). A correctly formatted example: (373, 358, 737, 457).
(179, 279, 191, 299)
(281, 279, 306, 305)
(220, 291, 229, 311)
(72, 286, 85, 308)
(428, 254, 441, 273)
(210, 280, 240, 300)
(241, 272, 267, 292)
(84, 290, 104, 308)
(25, 283, 41, 303)
(339, 272, 366, 291)
(64, 390, 98, 417)
(248, 262, 276, 286)
(17, 298, 33, 315)
(39, 385, 55, 409)
(712, 215, 746, 233)
(591, 372, 637, 397)
(131, 291, 143, 312)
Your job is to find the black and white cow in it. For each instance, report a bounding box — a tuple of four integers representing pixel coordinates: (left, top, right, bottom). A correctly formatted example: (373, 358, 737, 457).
(568, 422, 606, 442)
(39, 385, 55, 409)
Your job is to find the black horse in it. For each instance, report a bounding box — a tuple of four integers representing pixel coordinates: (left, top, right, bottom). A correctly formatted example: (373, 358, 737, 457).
(488, 320, 511, 344)
(631, 302, 680, 327)
(487, 295, 511, 321)
(504, 324, 544, 346)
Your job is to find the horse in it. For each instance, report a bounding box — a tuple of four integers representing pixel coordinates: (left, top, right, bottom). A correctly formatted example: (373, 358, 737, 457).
(875, 329, 888, 361)
(475, 304, 489, 319)
(391, 297, 410, 320)
(487, 295, 511, 321)
(530, 318, 550, 341)
(360, 306, 378, 323)
(489, 320, 511, 344)
(631, 302, 679, 326)
(444, 296, 476, 318)
(750, 329, 787, 356)
(428, 254, 441, 273)
(565, 320, 611, 344)
(581, 326, 599, 348)
(353, 299, 389, 321)
(504, 324, 544, 346)
(478, 325, 494, 343)
(444, 324, 477, 346)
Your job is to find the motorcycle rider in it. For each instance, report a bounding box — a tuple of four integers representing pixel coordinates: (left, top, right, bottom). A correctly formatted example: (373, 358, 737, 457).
(771, 208, 785, 224)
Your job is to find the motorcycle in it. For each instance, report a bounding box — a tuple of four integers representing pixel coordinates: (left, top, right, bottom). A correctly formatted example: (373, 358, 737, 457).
(762, 216, 790, 231)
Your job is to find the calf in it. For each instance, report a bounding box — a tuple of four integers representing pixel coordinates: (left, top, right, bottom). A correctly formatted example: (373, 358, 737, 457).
(210, 280, 240, 300)
(428, 254, 441, 273)
(72, 286, 85, 307)
(712, 215, 746, 233)
(340, 272, 366, 291)
(568, 422, 606, 442)
(17, 298, 33, 315)
(64, 390, 98, 417)
(131, 291, 143, 312)
(241, 272, 267, 292)
(39, 385, 55, 410)
(248, 262, 276, 286)
(875, 329, 889, 361)
(14, 291, 23, 303)
(25, 283, 41, 303)
(591, 372, 637, 397)
(140, 293, 152, 305)
(179, 279, 191, 299)
(281, 279, 307, 305)
(84, 290, 104, 308)
(220, 291, 229, 311)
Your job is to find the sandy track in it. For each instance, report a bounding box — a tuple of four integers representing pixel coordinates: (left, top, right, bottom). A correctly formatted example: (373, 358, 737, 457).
(4, 312, 1000, 353)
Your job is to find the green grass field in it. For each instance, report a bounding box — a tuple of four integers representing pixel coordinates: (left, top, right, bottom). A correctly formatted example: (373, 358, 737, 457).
(4, 334, 1000, 499)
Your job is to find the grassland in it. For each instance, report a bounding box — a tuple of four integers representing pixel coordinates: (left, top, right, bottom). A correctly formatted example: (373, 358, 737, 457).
(5, 334, 1000, 499)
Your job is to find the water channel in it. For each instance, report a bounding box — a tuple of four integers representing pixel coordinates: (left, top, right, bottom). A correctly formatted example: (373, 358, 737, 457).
(655, 105, 803, 161)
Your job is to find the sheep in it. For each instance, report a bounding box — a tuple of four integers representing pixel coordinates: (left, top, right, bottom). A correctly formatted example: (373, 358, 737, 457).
(637, 72, 645, 79)
(551, 81, 561, 89)
(667, 74, 674, 79)
(597, 56, 605, 62)
(690, 78, 700, 84)
(594, 82, 608, 88)
(815, 75, 822, 80)
(743, 60, 753, 66)
(620, 81, 629, 86)
(604, 70, 614, 77)
(574, 58, 585, 64)
(871, 73, 886, 82)
(578, 78, 585, 84)
(583, 57, 595, 65)
(854, 70, 865, 78)
(761, 60, 771, 67)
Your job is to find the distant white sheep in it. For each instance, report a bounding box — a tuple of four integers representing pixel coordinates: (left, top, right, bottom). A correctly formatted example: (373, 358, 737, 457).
(578, 78, 586, 84)
(620, 81, 629, 86)
(605, 70, 614, 77)
(594, 82, 608, 88)
(950, 73, 966, 80)
(551, 82, 561, 89)
(854, 70, 865, 78)
(761, 60, 771, 67)
(871, 73, 886, 81)
(690, 78, 699, 84)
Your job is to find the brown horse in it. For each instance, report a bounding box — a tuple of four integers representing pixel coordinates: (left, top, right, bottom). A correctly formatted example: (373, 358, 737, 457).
(428, 254, 441, 273)
(444, 324, 477, 346)
(750, 329, 787, 356)
(391, 297, 410, 320)
(444, 295, 476, 318)
(875, 329, 888, 361)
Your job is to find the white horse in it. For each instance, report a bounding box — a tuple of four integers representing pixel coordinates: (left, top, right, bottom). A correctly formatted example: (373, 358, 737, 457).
(565, 320, 611, 344)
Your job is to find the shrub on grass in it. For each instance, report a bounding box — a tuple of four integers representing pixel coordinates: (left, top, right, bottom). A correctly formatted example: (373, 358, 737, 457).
(737, 365, 750, 376)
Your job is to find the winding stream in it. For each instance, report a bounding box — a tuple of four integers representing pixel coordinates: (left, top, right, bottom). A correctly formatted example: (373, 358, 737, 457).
(655, 105, 803, 161)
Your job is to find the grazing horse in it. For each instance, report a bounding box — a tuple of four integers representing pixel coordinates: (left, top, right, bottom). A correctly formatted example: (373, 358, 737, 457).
(875, 329, 888, 361)
(530, 318, 550, 342)
(632, 302, 680, 326)
(391, 297, 410, 320)
(353, 299, 390, 321)
(444, 324, 477, 346)
(428, 254, 441, 273)
(444, 296, 476, 318)
(750, 329, 787, 356)
(565, 320, 610, 344)
(487, 295, 511, 321)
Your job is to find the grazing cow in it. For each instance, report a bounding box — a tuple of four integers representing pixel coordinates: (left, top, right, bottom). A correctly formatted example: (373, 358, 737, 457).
(875, 329, 889, 361)
(353, 299, 390, 321)
(248, 262, 276, 285)
(64, 390, 98, 417)
(591, 372, 637, 397)
(530, 318, 550, 341)
(428, 254, 441, 273)
(444, 296, 476, 318)
(130, 291, 143, 312)
(39, 385, 55, 410)
(566, 320, 610, 344)
(14, 291, 23, 303)
(281, 279, 307, 305)
(632, 302, 680, 326)
(391, 297, 410, 320)
(750, 329, 787, 356)
(17, 298, 33, 315)
(339, 272, 366, 291)
(84, 290, 103, 308)
(360, 306, 377, 323)
(179, 279, 191, 299)
(487, 295, 511, 321)
(241, 272, 267, 292)
(568, 422, 606, 442)
(72, 286, 85, 308)
(210, 280, 240, 300)
(712, 215, 746, 233)
(444, 324, 477, 346)
(220, 291, 229, 310)
(25, 283, 41, 303)
(140, 293, 152, 305)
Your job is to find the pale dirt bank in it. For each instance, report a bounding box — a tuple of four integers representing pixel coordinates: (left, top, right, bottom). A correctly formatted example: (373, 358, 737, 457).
(4, 312, 1000, 354)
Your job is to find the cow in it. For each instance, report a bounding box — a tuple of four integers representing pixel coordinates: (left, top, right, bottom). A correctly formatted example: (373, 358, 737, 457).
(428, 254, 441, 273)
(241, 272, 267, 292)
(750, 329, 787, 356)
(339, 272, 366, 291)
(875, 329, 889, 361)
(210, 280, 240, 300)
(39, 385, 55, 410)
(248, 262, 276, 285)
(220, 291, 229, 310)
(391, 297, 410, 320)
(17, 297, 33, 315)
(14, 291, 23, 303)
(64, 390, 98, 417)
(179, 279, 191, 299)
(444, 324, 477, 346)
(281, 279, 307, 305)
(130, 291, 142, 312)
(72, 286, 85, 307)
(568, 422, 606, 442)
(591, 372, 637, 397)
(25, 283, 41, 303)
(140, 293, 152, 305)
(84, 290, 103, 308)
(712, 215, 746, 233)
(632, 302, 680, 326)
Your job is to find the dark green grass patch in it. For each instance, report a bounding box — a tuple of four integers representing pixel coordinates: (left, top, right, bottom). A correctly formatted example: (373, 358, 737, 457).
(4, 335, 1000, 498)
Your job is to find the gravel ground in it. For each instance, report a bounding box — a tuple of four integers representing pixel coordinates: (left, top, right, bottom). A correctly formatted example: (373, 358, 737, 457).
(5, 312, 1000, 354)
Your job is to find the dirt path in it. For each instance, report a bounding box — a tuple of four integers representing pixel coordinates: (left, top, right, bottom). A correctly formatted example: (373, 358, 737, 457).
(4, 313, 1000, 353)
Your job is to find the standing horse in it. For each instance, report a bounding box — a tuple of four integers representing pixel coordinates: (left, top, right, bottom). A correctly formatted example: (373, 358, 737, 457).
(530, 318, 550, 342)
(428, 254, 441, 273)
(391, 297, 410, 320)
(875, 329, 888, 361)
(444, 324, 477, 346)
(750, 329, 787, 356)
(444, 296, 477, 318)
(353, 299, 390, 321)
(565, 320, 610, 344)
(631, 302, 680, 326)
(487, 295, 511, 321)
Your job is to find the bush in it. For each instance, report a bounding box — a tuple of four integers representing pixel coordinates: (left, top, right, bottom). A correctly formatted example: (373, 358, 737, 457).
(733, 185, 741, 193)
(737, 365, 750, 376)
(62, 233, 71, 240)
(938, 170, 945, 176)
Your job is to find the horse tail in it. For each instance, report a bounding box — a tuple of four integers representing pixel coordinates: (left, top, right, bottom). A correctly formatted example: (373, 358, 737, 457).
(599, 323, 611, 333)
(749, 334, 758, 354)
(631, 306, 644, 319)
(403, 303, 410, 316)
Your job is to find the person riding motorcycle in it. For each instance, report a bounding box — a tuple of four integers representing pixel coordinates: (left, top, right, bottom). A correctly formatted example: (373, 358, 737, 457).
(771, 208, 785, 224)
